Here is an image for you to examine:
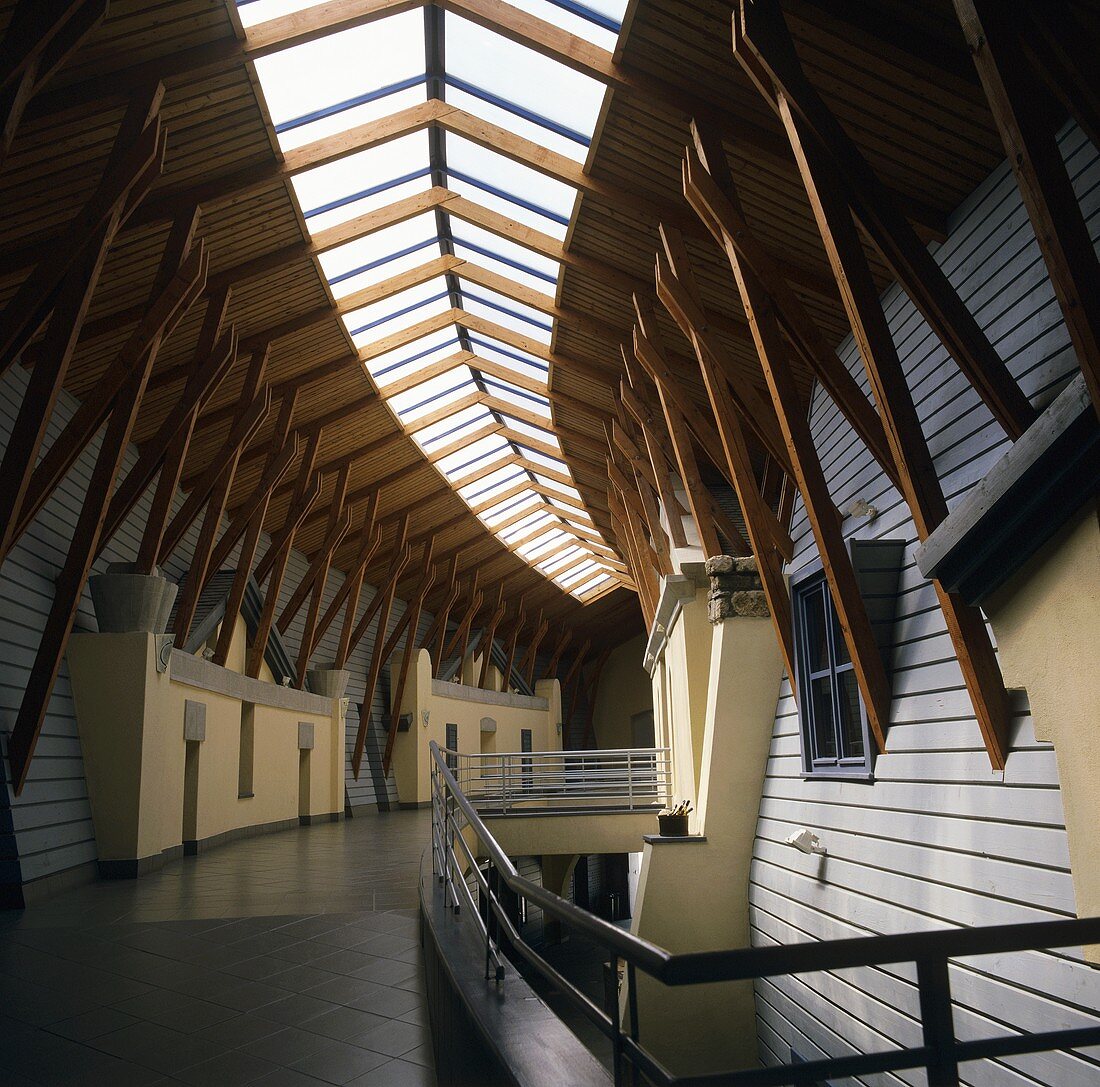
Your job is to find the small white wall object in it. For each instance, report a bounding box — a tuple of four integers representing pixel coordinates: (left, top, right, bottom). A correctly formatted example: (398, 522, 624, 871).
(785, 827, 827, 855)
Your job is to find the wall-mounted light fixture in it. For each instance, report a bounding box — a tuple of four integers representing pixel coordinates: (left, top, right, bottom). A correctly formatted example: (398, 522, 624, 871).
(421, 709, 430, 728)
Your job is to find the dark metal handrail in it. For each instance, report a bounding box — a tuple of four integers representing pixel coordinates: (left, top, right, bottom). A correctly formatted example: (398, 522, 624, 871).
(429, 742, 1100, 1086)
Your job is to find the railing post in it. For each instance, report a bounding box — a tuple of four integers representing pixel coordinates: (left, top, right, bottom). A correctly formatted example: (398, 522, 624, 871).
(916, 956, 960, 1087)
(627, 962, 640, 1087)
(485, 859, 494, 981)
(607, 952, 623, 1085)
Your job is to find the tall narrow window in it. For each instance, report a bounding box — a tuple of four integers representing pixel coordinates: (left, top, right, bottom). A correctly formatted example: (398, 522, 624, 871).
(521, 728, 532, 792)
(238, 702, 256, 798)
(446, 722, 458, 771)
(793, 570, 873, 776)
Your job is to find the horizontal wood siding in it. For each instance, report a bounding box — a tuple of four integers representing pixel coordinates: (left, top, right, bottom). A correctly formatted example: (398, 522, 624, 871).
(750, 121, 1100, 1087)
(0, 365, 435, 884)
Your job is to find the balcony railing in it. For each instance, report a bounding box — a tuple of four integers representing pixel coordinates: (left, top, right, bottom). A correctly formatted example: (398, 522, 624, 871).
(429, 740, 1100, 1087)
(447, 746, 671, 814)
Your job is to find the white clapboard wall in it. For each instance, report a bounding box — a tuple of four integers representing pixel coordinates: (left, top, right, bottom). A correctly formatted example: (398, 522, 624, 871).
(750, 121, 1100, 1087)
(0, 363, 435, 890)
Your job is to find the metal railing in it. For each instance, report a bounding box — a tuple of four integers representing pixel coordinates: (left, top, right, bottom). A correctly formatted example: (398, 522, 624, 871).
(429, 741, 1100, 1087)
(448, 746, 671, 814)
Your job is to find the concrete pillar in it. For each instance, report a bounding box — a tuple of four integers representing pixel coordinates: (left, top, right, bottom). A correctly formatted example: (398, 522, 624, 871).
(630, 556, 785, 1076)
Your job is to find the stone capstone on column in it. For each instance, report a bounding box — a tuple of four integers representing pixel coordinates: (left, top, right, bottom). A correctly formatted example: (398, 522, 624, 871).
(704, 556, 770, 623)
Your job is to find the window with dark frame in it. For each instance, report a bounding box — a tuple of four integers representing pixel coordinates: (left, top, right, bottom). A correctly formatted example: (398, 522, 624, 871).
(793, 569, 873, 776)
(521, 728, 532, 792)
(446, 723, 458, 771)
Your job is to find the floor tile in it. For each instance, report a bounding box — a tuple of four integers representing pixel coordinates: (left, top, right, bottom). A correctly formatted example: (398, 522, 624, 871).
(112, 987, 238, 1033)
(174, 1047, 280, 1086)
(243, 1025, 333, 1065)
(45, 1005, 141, 1042)
(290, 1040, 391, 1085)
(304, 1005, 392, 1042)
(350, 1019, 427, 1059)
(345, 1058, 437, 1087)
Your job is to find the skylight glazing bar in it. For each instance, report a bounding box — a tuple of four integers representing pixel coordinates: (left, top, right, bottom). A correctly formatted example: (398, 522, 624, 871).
(400, 377, 476, 417)
(275, 73, 429, 133)
(542, 0, 622, 33)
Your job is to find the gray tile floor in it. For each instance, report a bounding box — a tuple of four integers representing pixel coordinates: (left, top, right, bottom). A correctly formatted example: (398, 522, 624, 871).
(0, 811, 437, 1086)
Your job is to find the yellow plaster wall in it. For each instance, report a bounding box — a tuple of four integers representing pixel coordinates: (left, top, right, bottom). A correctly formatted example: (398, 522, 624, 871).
(67, 623, 345, 868)
(591, 634, 652, 750)
(985, 499, 1100, 956)
(390, 648, 562, 806)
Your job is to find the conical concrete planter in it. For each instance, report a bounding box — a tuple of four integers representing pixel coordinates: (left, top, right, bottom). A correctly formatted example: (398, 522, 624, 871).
(308, 664, 350, 699)
(89, 562, 177, 635)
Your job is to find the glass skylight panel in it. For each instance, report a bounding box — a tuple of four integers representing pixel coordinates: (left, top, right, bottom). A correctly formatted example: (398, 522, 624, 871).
(467, 336, 549, 378)
(505, 0, 623, 51)
(392, 371, 477, 423)
(445, 15, 606, 161)
(511, 444, 564, 470)
(366, 333, 463, 387)
(438, 436, 510, 478)
(412, 404, 492, 447)
(460, 293, 552, 342)
(446, 138, 574, 221)
(344, 277, 452, 342)
(450, 238, 557, 295)
(482, 492, 540, 527)
(533, 474, 581, 501)
(459, 465, 523, 502)
(501, 510, 554, 542)
(254, 13, 425, 142)
(558, 561, 602, 585)
(499, 416, 556, 443)
(293, 132, 432, 231)
(450, 221, 560, 281)
(319, 212, 439, 292)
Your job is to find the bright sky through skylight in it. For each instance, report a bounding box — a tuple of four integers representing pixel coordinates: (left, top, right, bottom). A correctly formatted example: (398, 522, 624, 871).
(242, 0, 628, 603)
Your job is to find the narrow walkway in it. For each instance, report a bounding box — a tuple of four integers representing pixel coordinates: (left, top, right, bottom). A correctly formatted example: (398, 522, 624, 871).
(0, 811, 436, 1087)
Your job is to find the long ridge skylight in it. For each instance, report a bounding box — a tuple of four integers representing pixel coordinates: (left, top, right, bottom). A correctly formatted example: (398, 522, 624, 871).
(239, 0, 626, 602)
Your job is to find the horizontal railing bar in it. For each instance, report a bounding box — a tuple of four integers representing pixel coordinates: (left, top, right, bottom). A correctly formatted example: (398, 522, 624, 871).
(431, 742, 1100, 986)
(953, 1024, 1100, 1062)
(483, 892, 618, 1041)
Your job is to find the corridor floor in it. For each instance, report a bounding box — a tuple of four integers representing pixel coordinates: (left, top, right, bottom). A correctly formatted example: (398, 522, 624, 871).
(0, 810, 437, 1087)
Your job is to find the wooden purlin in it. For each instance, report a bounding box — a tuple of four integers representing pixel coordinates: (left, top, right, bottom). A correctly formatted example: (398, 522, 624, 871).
(331, 506, 383, 671)
(952, 0, 1100, 421)
(682, 142, 892, 751)
(735, 0, 1036, 442)
(776, 92, 1011, 769)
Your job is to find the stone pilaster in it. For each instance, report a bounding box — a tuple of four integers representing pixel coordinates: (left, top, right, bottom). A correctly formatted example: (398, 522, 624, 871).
(704, 555, 769, 623)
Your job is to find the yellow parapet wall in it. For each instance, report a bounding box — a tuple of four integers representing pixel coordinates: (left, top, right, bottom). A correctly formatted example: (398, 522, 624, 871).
(67, 627, 345, 876)
(389, 647, 562, 807)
